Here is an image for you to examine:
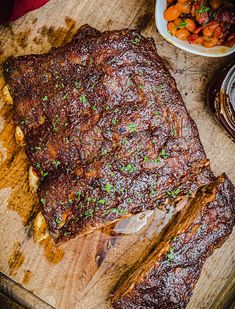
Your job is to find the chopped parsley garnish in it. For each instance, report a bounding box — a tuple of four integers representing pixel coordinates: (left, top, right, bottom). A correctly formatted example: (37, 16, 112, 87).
(98, 199, 106, 205)
(55, 216, 61, 224)
(53, 160, 61, 167)
(127, 198, 133, 204)
(40, 198, 46, 205)
(110, 208, 127, 214)
(85, 209, 94, 218)
(92, 105, 98, 111)
(154, 157, 161, 164)
(144, 156, 149, 162)
(104, 183, 113, 194)
(52, 122, 58, 132)
(160, 149, 168, 159)
(131, 37, 140, 45)
(171, 127, 177, 137)
(80, 94, 87, 104)
(87, 197, 96, 203)
(127, 123, 137, 133)
(155, 111, 160, 117)
(68, 198, 73, 204)
(167, 247, 175, 261)
(121, 163, 136, 173)
(74, 81, 80, 89)
(35, 162, 48, 177)
(42, 96, 48, 101)
(63, 94, 68, 99)
(112, 118, 118, 125)
(75, 191, 81, 200)
(123, 137, 128, 145)
(167, 188, 181, 197)
(196, 3, 210, 13)
(178, 21, 188, 28)
(139, 85, 144, 89)
(150, 189, 157, 197)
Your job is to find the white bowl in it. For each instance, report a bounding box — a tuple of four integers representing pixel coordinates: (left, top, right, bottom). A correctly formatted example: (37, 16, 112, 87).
(155, 0, 235, 57)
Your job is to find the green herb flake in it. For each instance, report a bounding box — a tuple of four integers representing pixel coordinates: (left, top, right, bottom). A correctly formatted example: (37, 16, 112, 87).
(160, 149, 168, 159)
(167, 188, 181, 198)
(68, 198, 73, 204)
(177, 21, 188, 29)
(42, 96, 48, 101)
(110, 208, 127, 215)
(53, 160, 61, 167)
(40, 198, 46, 205)
(98, 199, 106, 205)
(196, 3, 210, 13)
(150, 189, 157, 197)
(127, 123, 137, 133)
(104, 183, 113, 194)
(112, 118, 118, 126)
(155, 111, 160, 117)
(21, 119, 28, 125)
(80, 94, 87, 104)
(171, 127, 177, 137)
(167, 247, 175, 261)
(121, 163, 136, 173)
(55, 216, 61, 224)
(75, 191, 81, 200)
(127, 198, 133, 204)
(153, 157, 161, 164)
(63, 94, 68, 99)
(34, 162, 48, 177)
(52, 122, 58, 132)
(85, 209, 93, 218)
(144, 156, 149, 162)
(74, 81, 80, 89)
(131, 37, 141, 45)
(92, 105, 98, 111)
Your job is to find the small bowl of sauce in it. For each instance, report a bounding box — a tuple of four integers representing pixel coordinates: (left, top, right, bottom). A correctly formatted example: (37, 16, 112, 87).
(207, 63, 235, 140)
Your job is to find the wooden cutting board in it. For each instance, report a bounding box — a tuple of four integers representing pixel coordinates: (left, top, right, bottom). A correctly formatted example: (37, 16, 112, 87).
(0, 0, 234, 308)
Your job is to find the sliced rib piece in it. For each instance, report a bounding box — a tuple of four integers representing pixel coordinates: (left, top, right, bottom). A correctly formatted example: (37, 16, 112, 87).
(4, 25, 214, 241)
(112, 173, 235, 309)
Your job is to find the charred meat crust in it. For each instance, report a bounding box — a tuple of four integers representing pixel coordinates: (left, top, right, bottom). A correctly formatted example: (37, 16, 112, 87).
(4, 25, 214, 241)
(112, 174, 235, 309)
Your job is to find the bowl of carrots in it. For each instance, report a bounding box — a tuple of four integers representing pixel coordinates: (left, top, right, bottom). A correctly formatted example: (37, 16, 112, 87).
(155, 0, 235, 57)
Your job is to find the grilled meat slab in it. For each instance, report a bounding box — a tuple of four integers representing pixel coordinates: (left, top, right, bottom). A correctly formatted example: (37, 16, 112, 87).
(4, 25, 213, 241)
(112, 174, 235, 309)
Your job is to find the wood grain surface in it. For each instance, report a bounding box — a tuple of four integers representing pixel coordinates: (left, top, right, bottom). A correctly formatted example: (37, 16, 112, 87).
(0, 0, 234, 308)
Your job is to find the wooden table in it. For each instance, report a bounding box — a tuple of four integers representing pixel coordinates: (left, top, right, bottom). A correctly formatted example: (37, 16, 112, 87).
(0, 0, 234, 308)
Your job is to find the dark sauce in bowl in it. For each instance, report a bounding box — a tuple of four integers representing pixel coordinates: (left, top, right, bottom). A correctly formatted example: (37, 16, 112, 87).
(207, 63, 235, 141)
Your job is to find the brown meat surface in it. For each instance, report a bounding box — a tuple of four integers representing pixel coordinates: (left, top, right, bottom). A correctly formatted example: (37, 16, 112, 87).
(4, 25, 214, 241)
(112, 174, 235, 309)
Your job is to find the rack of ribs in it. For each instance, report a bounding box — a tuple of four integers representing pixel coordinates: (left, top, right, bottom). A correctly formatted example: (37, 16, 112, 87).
(112, 173, 235, 309)
(3, 25, 215, 242)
